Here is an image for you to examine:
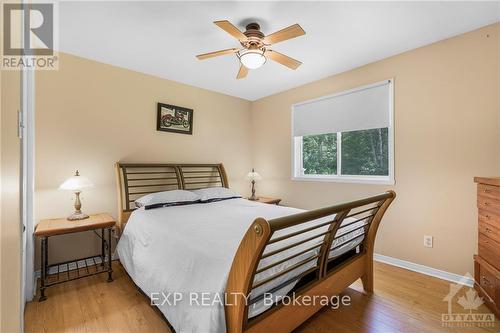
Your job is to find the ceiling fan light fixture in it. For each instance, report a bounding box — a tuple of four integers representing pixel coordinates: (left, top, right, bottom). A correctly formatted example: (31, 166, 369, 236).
(238, 49, 266, 69)
(196, 20, 305, 79)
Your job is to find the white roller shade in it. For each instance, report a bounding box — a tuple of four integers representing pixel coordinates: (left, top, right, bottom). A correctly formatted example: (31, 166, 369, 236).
(293, 80, 392, 137)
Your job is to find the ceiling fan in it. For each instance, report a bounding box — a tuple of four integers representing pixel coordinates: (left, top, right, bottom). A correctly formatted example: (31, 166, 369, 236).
(196, 20, 305, 79)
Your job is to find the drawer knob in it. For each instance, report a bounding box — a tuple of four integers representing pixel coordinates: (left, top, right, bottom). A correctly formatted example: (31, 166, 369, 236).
(482, 275, 491, 286)
(485, 228, 492, 233)
(484, 202, 489, 206)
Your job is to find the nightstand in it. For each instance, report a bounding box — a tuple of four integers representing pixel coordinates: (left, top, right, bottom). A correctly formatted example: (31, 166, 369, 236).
(34, 213, 115, 301)
(250, 197, 281, 205)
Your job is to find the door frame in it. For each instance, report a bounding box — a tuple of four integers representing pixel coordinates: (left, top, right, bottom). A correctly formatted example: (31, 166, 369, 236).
(19, 0, 37, 317)
(21, 66, 35, 305)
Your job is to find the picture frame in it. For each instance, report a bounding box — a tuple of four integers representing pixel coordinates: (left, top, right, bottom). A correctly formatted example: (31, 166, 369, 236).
(156, 103, 193, 135)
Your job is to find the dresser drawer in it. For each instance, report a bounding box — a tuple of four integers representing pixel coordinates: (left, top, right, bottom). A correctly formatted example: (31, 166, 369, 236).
(477, 195, 500, 215)
(479, 209, 500, 225)
(479, 264, 497, 302)
(479, 233, 500, 270)
(478, 184, 500, 200)
(474, 256, 500, 318)
(479, 217, 500, 241)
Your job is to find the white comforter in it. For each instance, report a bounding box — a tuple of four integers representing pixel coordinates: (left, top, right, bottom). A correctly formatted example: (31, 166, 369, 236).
(116, 198, 364, 333)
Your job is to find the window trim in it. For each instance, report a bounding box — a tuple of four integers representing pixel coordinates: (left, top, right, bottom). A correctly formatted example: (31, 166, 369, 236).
(291, 79, 395, 185)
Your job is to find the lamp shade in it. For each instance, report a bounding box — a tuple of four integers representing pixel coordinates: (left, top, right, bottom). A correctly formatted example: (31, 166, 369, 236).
(246, 169, 262, 181)
(59, 170, 94, 190)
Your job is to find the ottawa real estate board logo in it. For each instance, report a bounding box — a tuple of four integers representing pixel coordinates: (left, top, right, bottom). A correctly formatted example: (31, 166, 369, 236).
(442, 273, 495, 328)
(2, 2, 58, 70)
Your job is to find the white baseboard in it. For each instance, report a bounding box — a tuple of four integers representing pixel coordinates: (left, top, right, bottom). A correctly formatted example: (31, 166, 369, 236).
(374, 253, 474, 287)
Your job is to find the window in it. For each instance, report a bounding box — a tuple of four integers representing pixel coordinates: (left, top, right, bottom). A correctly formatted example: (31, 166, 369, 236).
(302, 133, 337, 175)
(292, 80, 394, 184)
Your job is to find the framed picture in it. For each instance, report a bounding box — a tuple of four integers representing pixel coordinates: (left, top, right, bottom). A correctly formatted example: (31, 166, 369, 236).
(156, 103, 193, 135)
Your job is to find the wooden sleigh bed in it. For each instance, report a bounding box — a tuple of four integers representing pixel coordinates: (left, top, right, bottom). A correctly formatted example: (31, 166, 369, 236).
(115, 162, 396, 333)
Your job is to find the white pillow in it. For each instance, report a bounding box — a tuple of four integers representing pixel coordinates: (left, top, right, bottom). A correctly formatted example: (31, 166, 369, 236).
(191, 187, 241, 201)
(135, 190, 200, 208)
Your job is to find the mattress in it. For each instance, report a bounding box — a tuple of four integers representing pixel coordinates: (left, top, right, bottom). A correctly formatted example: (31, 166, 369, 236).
(116, 198, 365, 333)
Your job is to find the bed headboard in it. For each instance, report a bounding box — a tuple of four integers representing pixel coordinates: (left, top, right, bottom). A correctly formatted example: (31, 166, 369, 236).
(115, 162, 229, 230)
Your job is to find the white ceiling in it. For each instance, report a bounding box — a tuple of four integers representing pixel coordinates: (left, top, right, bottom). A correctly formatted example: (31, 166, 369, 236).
(59, 1, 500, 101)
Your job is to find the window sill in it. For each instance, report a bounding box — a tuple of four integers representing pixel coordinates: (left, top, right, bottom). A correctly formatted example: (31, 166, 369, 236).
(291, 175, 395, 185)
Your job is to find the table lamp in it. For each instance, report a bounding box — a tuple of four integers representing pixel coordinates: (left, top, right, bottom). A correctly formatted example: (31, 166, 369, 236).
(59, 170, 94, 221)
(246, 168, 262, 201)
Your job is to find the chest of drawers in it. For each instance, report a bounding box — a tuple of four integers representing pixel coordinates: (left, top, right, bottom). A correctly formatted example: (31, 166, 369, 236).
(474, 177, 500, 318)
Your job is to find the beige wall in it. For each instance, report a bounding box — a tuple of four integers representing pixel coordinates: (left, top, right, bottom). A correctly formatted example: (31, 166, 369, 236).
(250, 23, 500, 275)
(35, 53, 252, 266)
(1, 69, 22, 332)
(1, 0, 22, 328)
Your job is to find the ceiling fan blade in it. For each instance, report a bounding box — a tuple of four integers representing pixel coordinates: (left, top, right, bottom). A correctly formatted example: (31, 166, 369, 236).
(196, 48, 239, 60)
(264, 24, 305, 45)
(236, 65, 248, 79)
(214, 20, 247, 41)
(265, 50, 302, 70)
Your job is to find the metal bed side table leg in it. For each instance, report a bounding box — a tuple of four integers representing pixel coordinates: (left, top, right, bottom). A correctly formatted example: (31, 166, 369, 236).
(39, 237, 48, 301)
(101, 228, 105, 266)
(107, 227, 113, 282)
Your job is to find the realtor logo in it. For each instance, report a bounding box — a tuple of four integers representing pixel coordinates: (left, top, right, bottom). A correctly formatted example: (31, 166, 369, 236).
(2, 2, 58, 69)
(442, 273, 495, 328)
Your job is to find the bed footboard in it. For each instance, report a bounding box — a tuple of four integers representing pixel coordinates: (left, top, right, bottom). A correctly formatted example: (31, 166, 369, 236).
(225, 191, 396, 333)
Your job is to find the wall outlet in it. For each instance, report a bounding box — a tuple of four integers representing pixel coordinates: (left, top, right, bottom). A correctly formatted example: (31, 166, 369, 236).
(424, 235, 433, 248)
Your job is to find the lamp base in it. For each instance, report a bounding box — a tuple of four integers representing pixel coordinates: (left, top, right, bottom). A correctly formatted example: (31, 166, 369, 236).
(249, 180, 258, 201)
(67, 212, 89, 221)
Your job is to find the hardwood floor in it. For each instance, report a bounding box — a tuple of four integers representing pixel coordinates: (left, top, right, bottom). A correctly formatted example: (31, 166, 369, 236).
(25, 261, 499, 333)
